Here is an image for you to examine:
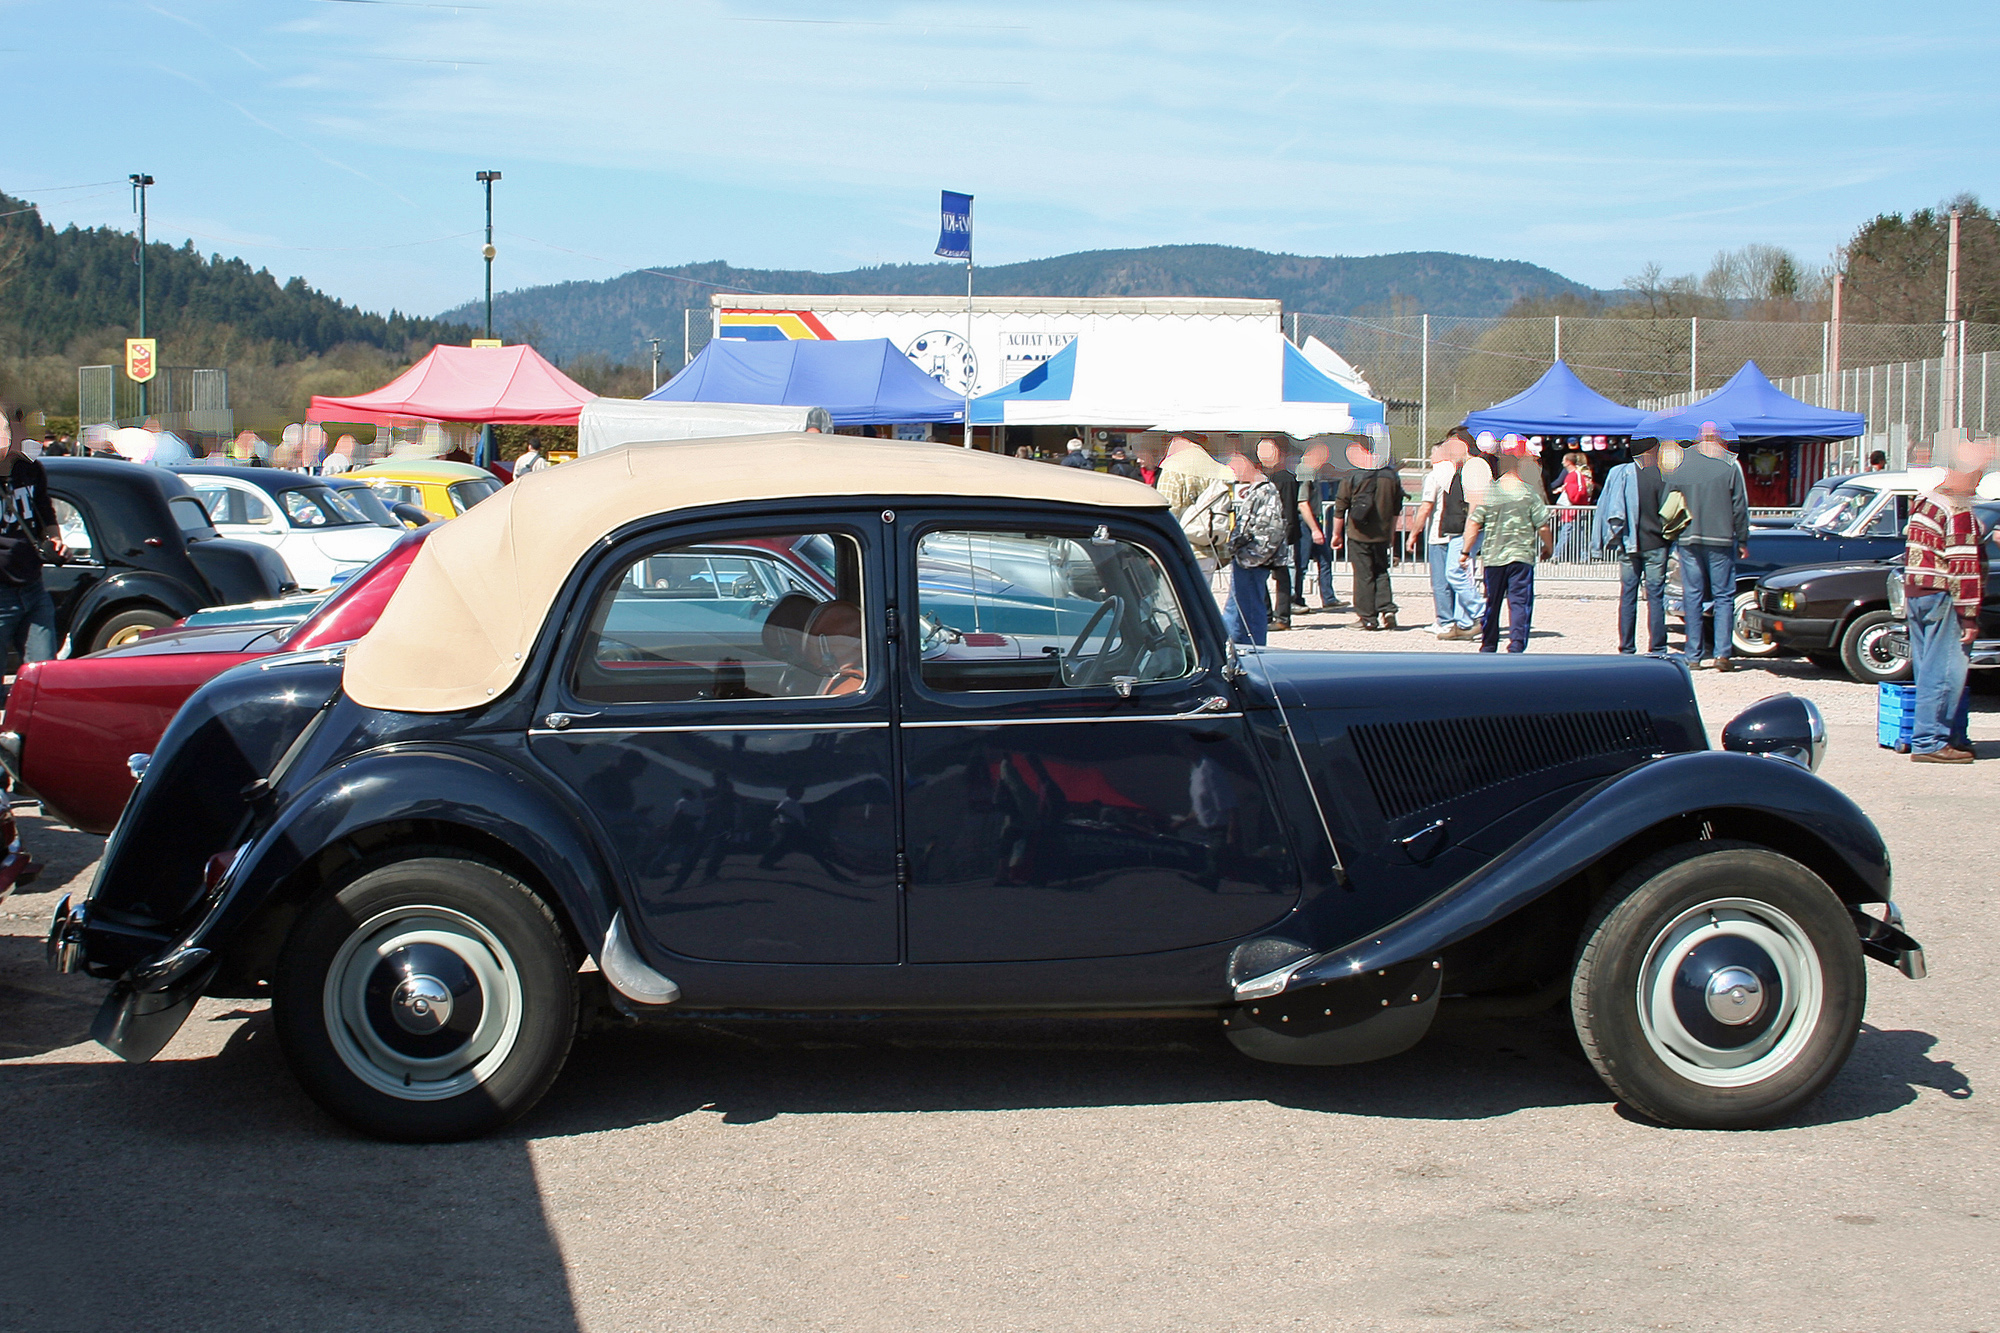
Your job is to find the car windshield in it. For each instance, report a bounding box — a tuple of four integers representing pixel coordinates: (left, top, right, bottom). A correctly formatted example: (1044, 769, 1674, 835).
(1803, 485, 1876, 535)
(328, 483, 402, 528)
(1795, 481, 1847, 526)
(449, 477, 502, 513)
(279, 486, 370, 527)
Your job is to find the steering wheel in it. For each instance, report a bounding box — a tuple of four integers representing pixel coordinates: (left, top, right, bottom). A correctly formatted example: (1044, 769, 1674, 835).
(596, 635, 648, 662)
(1062, 595, 1126, 687)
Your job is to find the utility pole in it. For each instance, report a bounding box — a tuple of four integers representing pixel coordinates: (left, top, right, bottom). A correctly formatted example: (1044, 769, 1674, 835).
(1941, 208, 1962, 448)
(130, 173, 154, 416)
(476, 170, 503, 339)
(648, 337, 664, 391)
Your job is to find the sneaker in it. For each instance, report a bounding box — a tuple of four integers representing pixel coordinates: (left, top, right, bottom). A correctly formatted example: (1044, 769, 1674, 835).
(1443, 624, 1478, 641)
(1290, 599, 1309, 611)
(1912, 748, 1974, 764)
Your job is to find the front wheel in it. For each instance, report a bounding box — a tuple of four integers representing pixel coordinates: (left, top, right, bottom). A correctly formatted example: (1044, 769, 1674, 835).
(272, 853, 579, 1141)
(1731, 590, 1780, 657)
(1839, 609, 1911, 684)
(1572, 842, 1865, 1129)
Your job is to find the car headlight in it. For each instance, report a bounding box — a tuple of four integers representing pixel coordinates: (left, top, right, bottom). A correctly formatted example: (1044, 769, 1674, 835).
(1723, 694, 1827, 772)
(1776, 590, 1803, 613)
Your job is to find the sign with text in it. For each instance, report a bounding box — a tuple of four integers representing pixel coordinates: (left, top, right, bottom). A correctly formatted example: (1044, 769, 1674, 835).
(124, 338, 157, 384)
(935, 191, 972, 261)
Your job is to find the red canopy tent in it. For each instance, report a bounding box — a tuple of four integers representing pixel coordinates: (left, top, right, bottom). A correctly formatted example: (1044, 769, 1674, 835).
(309, 344, 594, 426)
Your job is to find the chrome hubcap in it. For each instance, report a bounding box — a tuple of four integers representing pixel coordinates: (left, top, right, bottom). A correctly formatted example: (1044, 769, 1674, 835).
(1637, 897, 1823, 1088)
(325, 905, 522, 1101)
(1704, 966, 1765, 1025)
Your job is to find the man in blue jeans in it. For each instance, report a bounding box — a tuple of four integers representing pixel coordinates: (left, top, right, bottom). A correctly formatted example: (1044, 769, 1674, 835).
(1902, 452, 1987, 762)
(1664, 433, 1750, 670)
(1592, 441, 1670, 653)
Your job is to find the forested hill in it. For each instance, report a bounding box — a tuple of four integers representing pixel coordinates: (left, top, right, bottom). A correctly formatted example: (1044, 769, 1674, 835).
(0, 190, 473, 360)
(441, 244, 1598, 365)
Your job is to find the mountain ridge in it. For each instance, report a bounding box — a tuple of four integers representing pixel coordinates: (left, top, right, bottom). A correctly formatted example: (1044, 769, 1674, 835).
(440, 244, 1600, 366)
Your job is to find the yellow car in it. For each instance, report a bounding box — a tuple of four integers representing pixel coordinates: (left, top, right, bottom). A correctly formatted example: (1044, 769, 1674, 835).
(346, 458, 505, 524)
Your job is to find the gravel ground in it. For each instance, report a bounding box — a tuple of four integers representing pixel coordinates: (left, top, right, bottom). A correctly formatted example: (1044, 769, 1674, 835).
(3, 572, 1995, 1332)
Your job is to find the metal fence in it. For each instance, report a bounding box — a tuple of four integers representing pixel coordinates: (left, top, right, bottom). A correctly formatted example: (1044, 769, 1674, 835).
(77, 365, 233, 436)
(1292, 312, 2000, 463)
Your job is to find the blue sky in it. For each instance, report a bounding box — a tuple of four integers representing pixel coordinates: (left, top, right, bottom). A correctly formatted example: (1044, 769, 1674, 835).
(5, 0, 1996, 320)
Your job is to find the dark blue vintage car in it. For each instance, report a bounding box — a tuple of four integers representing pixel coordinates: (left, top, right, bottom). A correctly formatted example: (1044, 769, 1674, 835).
(50, 437, 1925, 1141)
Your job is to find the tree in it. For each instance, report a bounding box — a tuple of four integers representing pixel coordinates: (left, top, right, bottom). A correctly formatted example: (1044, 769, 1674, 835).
(1842, 194, 2000, 325)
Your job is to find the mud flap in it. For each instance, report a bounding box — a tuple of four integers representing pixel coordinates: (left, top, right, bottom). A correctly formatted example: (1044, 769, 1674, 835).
(1225, 955, 1442, 1066)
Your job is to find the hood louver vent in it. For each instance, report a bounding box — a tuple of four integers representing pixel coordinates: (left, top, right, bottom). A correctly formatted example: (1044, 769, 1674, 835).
(1349, 710, 1660, 822)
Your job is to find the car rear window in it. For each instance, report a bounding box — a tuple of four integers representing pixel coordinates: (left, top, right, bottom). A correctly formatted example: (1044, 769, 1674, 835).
(449, 477, 502, 513)
(170, 495, 218, 538)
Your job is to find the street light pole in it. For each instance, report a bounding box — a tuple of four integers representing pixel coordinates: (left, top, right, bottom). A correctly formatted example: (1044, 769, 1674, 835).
(130, 172, 154, 417)
(476, 170, 502, 339)
(648, 337, 664, 391)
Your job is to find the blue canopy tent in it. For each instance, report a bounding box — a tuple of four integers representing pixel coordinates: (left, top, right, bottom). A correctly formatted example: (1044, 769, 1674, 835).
(1634, 361, 1865, 441)
(969, 329, 1385, 434)
(648, 337, 964, 427)
(1636, 362, 1866, 507)
(1462, 361, 1649, 436)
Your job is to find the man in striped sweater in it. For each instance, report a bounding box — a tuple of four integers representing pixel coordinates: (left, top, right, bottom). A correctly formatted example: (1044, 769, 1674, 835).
(1904, 444, 1992, 764)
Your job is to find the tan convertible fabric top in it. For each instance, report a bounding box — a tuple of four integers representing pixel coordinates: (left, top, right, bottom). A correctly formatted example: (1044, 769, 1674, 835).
(343, 433, 1167, 713)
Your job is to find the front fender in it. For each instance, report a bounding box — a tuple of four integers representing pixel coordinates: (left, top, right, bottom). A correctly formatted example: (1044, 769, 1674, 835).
(193, 744, 619, 982)
(1278, 749, 1888, 993)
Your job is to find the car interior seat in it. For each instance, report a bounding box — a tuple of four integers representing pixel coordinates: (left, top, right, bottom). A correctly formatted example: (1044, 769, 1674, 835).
(802, 600, 864, 696)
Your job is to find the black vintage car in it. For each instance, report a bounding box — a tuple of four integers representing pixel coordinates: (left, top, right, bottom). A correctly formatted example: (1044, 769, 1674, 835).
(49, 437, 1924, 1141)
(1745, 560, 1911, 685)
(40, 458, 296, 654)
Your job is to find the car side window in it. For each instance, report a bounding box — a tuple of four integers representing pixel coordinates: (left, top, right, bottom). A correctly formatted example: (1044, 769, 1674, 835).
(51, 498, 98, 564)
(915, 529, 1196, 692)
(190, 485, 233, 525)
(571, 532, 862, 705)
(238, 488, 276, 526)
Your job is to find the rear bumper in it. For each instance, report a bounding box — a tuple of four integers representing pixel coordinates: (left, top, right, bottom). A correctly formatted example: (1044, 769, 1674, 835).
(1879, 631, 2000, 667)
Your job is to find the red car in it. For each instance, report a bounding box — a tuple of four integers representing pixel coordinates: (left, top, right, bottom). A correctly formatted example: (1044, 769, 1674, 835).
(0, 528, 429, 835)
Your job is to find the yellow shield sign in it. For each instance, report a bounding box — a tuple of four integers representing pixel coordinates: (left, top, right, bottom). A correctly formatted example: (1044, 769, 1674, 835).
(125, 338, 158, 384)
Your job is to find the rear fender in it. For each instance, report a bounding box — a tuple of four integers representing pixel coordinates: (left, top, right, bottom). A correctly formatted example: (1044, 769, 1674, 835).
(66, 571, 202, 651)
(1278, 749, 1888, 993)
(192, 745, 617, 989)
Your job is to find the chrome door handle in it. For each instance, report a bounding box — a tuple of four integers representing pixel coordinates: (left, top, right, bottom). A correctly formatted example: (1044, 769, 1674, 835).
(541, 711, 600, 730)
(1171, 695, 1232, 719)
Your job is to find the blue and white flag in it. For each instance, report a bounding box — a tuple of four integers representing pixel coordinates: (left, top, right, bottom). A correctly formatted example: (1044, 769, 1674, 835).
(935, 190, 973, 260)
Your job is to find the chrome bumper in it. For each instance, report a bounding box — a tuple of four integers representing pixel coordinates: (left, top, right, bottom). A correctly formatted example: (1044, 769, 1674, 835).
(1855, 902, 1925, 981)
(47, 894, 86, 972)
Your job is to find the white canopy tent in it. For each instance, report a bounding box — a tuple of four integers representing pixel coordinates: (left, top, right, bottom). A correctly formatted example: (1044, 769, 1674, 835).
(576, 398, 833, 456)
(969, 323, 1377, 436)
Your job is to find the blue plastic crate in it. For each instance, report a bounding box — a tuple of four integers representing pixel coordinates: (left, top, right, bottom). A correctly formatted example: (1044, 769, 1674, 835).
(1877, 682, 1916, 751)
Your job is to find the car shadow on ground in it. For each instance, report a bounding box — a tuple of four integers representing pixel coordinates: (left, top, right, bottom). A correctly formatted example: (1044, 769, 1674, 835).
(0, 1007, 584, 1333)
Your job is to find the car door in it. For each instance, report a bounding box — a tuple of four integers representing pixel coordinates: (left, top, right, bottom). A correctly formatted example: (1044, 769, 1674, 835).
(41, 493, 107, 638)
(897, 517, 1299, 963)
(527, 518, 898, 965)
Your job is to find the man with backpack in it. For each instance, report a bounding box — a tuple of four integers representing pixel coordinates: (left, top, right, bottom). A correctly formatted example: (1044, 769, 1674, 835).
(1332, 438, 1405, 630)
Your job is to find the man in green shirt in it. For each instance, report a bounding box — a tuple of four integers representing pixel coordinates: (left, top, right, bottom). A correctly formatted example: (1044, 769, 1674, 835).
(1459, 447, 1552, 653)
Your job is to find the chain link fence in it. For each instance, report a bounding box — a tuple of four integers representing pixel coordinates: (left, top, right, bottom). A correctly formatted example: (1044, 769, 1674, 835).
(77, 364, 233, 436)
(1292, 312, 2000, 464)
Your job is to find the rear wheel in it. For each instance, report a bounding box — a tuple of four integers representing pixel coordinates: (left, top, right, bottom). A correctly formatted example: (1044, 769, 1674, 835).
(1839, 610, 1910, 684)
(1731, 590, 1780, 657)
(89, 606, 175, 652)
(1572, 842, 1865, 1129)
(272, 852, 578, 1141)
